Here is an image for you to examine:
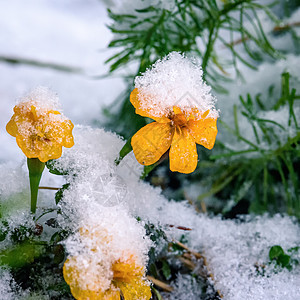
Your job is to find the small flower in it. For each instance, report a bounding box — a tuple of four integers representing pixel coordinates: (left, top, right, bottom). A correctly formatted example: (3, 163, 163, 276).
(63, 225, 151, 300)
(130, 88, 218, 173)
(63, 254, 151, 300)
(6, 90, 74, 162)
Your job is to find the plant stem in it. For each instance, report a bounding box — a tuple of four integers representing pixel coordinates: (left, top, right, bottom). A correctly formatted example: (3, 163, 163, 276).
(27, 158, 45, 214)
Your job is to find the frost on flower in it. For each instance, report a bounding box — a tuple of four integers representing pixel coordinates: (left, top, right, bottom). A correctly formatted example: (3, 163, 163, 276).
(130, 52, 218, 173)
(6, 87, 74, 162)
(134, 52, 218, 119)
(63, 220, 151, 300)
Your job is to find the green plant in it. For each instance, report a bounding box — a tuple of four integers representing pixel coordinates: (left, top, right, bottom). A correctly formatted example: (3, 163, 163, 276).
(198, 72, 300, 217)
(104, 0, 287, 138)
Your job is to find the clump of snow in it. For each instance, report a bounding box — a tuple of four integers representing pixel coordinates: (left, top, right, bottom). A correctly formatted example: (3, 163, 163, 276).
(134, 52, 218, 119)
(16, 86, 61, 112)
(51, 126, 151, 292)
(63, 210, 151, 293)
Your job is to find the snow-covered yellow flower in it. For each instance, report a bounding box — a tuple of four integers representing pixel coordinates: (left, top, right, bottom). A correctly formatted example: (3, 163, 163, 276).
(6, 99, 74, 162)
(130, 88, 218, 174)
(63, 254, 151, 300)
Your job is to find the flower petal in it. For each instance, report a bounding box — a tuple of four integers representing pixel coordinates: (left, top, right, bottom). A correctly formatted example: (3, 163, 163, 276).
(69, 286, 120, 300)
(118, 280, 152, 300)
(130, 88, 170, 123)
(188, 117, 217, 150)
(6, 116, 19, 137)
(63, 258, 120, 300)
(131, 122, 173, 166)
(169, 127, 198, 173)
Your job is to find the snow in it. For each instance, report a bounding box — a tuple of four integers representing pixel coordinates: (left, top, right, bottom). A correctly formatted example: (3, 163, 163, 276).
(162, 274, 204, 300)
(134, 52, 219, 119)
(54, 126, 300, 300)
(0, 268, 18, 300)
(0, 125, 299, 299)
(0, 1, 300, 299)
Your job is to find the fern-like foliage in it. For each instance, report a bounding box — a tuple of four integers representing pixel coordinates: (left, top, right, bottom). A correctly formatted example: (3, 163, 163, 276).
(197, 72, 300, 217)
(104, 0, 295, 138)
(107, 0, 280, 83)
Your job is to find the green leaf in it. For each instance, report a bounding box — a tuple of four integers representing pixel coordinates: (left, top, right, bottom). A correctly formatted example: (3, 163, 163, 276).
(151, 286, 163, 300)
(269, 245, 284, 260)
(277, 254, 290, 267)
(46, 159, 68, 176)
(115, 138, 133, 165)
(140, 163, 159, 179)
(55, 183, 70, 205)
(0, 242, 44, 268)
(0, 221, 9, 242)
(50, 230, 70, 244)
(287, 246, 300, 254)
(162, 260, 172, 280)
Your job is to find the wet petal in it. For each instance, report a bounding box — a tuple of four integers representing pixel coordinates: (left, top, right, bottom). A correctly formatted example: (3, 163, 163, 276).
(169, 127, 198, 173)
(130, 89, 170, 123)
(16, 135, 38, 158)
(119, 280, 152, 300)
(6, 116, 18, 137)
(38, 141, 62, 162)
(188, 117, 217, 150)
(131, 122, 173, 166)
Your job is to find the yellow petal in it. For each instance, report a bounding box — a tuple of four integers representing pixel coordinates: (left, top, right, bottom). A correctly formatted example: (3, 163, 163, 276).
(169, 127, 198, 173)
(173, 106, 183, 115)
(187, 117, 218, 150)
(15, 135, 38, 158)
(118, 280, 152, 300)
(70, 286, 120, 300)
(62, 120, 75, 148)
(38, 141, 63, 162)
(6, 116, 18, 137)
(130, 88, 170, 123)
(131, 122, 173, 166)
(63, 258, 120, 300)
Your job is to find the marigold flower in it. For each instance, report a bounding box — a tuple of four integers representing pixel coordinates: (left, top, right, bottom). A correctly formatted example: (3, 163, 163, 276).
(6, 94, 74, 162)
(130, 88, 218, 174)
(63, 254, 151, 300)
(63, 224, 151, 300)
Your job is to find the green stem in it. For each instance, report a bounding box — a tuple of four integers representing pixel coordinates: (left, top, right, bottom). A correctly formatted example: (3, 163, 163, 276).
(27, 158, 45, 214)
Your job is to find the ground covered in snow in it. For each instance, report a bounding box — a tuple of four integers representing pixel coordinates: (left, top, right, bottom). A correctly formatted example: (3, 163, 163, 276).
(1, 126, 299, 299)
(0, 1, 300, 300)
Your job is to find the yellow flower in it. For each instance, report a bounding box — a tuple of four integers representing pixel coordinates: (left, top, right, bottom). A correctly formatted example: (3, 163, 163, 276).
(130, 88, 218, 173)
(63, 255, 151, 300)
(6, 101, 74, 162)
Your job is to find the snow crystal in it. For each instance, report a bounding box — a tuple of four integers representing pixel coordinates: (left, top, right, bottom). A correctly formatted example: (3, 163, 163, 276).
(162, 274, 204, 300)
(134, 52, 219, 119)
(16, 86, 61, 111)
(0, 268, 19, 300)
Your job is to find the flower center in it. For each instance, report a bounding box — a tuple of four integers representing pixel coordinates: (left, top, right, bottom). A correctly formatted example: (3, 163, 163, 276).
(170, 113, 188, 128)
